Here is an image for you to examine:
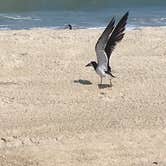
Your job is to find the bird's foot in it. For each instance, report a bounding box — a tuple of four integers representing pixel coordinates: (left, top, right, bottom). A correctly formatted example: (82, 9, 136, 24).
(110, 80, 113, 87)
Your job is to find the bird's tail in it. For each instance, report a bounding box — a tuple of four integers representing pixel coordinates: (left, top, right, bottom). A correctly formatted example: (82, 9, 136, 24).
(105, 71, 116, 78)
(110, 72, 116, 78)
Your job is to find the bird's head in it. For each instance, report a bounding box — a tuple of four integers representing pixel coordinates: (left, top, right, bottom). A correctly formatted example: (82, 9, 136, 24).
(85, 61, 97, 70)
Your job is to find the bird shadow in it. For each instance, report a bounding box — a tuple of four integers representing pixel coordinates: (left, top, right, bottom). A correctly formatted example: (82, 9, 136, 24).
(74, 79, 92, 85)
(98, 84, 112, 89)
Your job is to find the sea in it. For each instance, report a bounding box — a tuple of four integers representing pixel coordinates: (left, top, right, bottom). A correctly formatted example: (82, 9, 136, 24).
(0, 0, 166, 30)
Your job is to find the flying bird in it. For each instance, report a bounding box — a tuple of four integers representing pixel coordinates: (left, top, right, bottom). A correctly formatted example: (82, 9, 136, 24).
(86, 11, 129, 86)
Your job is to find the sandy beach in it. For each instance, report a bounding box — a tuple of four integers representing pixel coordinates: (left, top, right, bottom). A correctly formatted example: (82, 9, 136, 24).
(0, 27, 166, 165)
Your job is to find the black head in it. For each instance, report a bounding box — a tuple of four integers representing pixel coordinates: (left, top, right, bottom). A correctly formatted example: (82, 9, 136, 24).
(85, 61, 97, 70)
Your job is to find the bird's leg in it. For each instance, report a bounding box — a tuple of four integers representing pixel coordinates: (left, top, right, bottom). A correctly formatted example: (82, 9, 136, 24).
(110, 79, 112, 87)
(100, 77, 102, 85)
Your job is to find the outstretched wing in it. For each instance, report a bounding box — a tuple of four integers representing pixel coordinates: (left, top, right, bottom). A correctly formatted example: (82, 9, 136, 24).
(95, 17, 115, 71)
(105, 11, 129, 61)
(95, 17, 115, 51)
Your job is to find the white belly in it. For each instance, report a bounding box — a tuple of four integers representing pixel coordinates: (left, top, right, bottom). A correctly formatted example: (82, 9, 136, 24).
(96, 66, 106, 78)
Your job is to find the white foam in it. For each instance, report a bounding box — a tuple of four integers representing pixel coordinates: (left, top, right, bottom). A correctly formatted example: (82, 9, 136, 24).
(3, 15, 40, 21)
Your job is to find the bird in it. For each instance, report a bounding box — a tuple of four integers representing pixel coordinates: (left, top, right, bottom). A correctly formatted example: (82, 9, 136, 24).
(67, 24, 72, 30)
(86, 11, 129, 86)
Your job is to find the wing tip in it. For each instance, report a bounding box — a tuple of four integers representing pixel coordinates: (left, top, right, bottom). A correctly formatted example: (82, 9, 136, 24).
(111, 17, 116, 26)
(123, 11, 129, 20)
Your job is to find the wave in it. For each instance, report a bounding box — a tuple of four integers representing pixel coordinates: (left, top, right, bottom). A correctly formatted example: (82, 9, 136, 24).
(2, 15, 40, 21)
(0, 8, 166, 30)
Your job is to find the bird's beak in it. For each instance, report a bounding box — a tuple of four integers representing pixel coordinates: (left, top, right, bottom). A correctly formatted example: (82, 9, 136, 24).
(85, 63, 91, 67)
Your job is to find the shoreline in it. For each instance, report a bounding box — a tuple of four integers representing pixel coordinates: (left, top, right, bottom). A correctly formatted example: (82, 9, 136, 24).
(0, 25, 166, 31)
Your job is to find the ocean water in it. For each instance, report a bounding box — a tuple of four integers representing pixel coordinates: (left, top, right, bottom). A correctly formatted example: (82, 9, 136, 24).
(0, 0, 166, 30)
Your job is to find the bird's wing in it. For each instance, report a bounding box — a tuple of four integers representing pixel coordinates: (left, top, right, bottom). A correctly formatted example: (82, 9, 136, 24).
(96, 50, 108, 71)
(95, 17, 115, 71)
(105, 11, 129, 61)
(95, 17, 115, 51)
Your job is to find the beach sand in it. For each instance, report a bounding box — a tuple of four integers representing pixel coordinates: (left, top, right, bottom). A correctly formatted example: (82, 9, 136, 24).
(0, 27, 166, 166)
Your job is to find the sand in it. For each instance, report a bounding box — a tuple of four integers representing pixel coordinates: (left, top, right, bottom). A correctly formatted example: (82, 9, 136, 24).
(0, 27, 166, 166)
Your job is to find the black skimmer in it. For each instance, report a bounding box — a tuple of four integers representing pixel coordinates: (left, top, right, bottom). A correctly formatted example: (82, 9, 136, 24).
(86, 11, 129, 86)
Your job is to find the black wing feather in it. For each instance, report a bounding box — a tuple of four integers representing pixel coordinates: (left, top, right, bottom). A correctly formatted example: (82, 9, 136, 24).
(105, 11, 129, 62)
(95, 17, 115, 51)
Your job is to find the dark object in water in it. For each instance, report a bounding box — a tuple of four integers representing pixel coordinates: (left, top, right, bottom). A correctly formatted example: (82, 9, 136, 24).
(67, 24, 72, 30)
